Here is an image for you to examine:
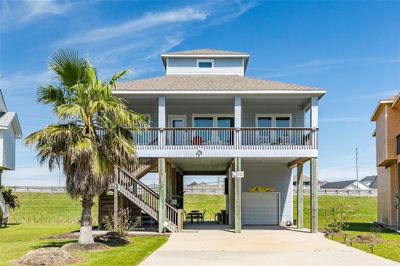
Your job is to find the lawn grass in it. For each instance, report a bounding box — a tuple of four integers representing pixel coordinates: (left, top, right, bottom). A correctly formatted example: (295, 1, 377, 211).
(2, 192, 400, 264)
(73, 236, 168, 266)
(0, 193, 165, 266)
(0, 224, 79, 265)
(9, 193, 98, 225)
(184, 194, 226, 221)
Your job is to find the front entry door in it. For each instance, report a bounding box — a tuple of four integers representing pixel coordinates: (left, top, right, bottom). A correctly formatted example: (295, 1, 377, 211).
(168, 116, 186, 145)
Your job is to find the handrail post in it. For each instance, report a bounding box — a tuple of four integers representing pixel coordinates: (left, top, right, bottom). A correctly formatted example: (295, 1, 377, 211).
(178, 209, 184, 231)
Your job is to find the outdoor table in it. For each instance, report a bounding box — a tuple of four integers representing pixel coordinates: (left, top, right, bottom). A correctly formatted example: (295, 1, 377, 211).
(188, 211, 201, 223)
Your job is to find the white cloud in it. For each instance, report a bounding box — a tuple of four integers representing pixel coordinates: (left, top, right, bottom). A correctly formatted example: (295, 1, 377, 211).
(0, 70, 52, 91)
(20, 0, 72, 22)
(61, 6, 209, 45)
(2, 166, 65, 186)
(1, 0, 72, 31)
(260, 57, 400, 79)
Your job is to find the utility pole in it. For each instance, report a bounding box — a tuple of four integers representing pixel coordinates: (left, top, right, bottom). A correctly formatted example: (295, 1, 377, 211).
(356, 147, 359, 189)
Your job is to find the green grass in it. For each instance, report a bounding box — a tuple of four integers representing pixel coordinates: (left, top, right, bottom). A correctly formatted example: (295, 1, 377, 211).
(0, 193, 165, 266)
(184, 194, 226, 221)
(73, 236, 168, 266)
(2, 192, 400, 265)
(0, 224, 79, 265)
(293, 195, 378, 228)
(9, 193, 98, 225)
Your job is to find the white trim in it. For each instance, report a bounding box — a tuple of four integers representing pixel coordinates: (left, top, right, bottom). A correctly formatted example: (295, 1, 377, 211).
(112, 90, 327, 97)
(166, 58, 169, 75)
(192, 114, 234, 128)
(255, 114, 292, 127)
(196, 59, 214, 69)
(168, 115, 187, 127)
(161, 54, 249, 58)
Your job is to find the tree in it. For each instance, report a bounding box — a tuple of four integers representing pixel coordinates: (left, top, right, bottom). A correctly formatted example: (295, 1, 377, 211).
(25, 49, 145, 244)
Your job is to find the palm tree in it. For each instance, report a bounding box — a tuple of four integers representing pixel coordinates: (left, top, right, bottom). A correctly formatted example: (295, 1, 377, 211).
(25, 50, 145, 244)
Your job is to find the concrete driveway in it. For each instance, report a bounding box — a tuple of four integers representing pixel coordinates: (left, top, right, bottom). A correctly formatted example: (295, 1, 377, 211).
(140, 226, 399, 266)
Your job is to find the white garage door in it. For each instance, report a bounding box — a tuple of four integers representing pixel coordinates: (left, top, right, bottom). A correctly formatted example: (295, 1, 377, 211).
(242, 192, 280, 225)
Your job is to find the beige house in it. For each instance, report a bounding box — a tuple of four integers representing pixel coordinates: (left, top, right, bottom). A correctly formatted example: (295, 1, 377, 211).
(371, 91, 400, 227)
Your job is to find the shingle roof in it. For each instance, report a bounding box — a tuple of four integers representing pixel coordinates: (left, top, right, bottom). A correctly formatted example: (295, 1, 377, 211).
(320, 180, 356, 189)
(117, 75, 323, 92)
(360, 175, 377, 183)
(162, 49, 248, 56)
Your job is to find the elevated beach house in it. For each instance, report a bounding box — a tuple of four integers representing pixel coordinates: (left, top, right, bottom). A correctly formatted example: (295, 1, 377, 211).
(101, 49, 325, 233)
(371, 91, 400, 228)
(0, 89, 22, 226)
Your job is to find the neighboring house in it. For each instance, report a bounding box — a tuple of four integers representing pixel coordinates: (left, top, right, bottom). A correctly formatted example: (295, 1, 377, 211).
(0, 90, 22, 226)
(320, 180, 370, 190)
(371, 91, 400, 227)
(103, 49, 325, 233)
(360, 175, 378, 189)
(292, 175, 326, 190)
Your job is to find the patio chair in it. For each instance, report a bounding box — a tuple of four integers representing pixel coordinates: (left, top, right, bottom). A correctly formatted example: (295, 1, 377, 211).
(200, 210, 206, 223)
(184, 211, 191, 223)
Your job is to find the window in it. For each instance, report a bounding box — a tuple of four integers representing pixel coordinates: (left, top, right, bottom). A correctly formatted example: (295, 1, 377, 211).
(397, 134, 400, 155)
(197, 59, 213, 69)
(194, 117, 213, 127)
(256, 115, 291, 127)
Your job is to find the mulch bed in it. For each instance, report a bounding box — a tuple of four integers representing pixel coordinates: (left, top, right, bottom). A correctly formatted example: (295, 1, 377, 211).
(12, 248, 77, 266)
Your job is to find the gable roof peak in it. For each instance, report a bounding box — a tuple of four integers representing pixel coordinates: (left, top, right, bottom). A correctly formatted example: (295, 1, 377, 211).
(161, 48, 249, 56)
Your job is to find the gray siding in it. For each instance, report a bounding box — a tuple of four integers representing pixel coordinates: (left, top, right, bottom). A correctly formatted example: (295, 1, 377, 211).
(125, 97, 306, 128)
(167, 58, 244, 76)
(241, 160, 293, 223)
(0, 127, 16, 169)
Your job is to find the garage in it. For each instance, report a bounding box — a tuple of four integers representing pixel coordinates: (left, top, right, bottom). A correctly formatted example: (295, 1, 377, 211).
(242, 192, 280, 225)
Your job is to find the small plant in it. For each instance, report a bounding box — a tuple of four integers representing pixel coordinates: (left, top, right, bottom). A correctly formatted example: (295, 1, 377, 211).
(325, 203, 348, 234)
(1, 186, 20, 209)
(104, 208, 132, 236)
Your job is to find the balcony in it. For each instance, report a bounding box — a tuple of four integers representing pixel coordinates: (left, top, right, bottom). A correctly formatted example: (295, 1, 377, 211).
(132, 128, 318, 158)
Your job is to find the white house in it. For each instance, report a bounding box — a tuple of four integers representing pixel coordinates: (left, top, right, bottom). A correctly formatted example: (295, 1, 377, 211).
(0, 89, 22, 226)
(103, 49, 325, 233)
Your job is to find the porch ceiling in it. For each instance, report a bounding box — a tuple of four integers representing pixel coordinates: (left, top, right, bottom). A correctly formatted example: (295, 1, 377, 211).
(170, 157, 232, 175)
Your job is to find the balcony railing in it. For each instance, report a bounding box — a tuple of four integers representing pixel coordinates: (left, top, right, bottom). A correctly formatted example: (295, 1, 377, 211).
(132, 128, 318, 150)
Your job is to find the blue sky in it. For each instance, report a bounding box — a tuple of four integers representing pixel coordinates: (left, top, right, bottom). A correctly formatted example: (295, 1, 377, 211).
(0, 0, 399, 186)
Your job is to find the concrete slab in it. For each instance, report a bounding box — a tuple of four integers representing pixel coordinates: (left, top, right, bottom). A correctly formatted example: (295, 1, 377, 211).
(140, 226, 399, 266)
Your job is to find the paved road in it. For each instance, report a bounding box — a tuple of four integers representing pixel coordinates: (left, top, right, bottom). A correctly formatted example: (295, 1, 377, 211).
(140, 226, 399, 266)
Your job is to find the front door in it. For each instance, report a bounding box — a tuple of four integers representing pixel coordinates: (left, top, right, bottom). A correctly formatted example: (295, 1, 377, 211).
(168, 116, 186, 145)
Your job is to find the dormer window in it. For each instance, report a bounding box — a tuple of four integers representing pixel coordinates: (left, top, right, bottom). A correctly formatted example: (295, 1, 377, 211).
(197, 59, 213, 69)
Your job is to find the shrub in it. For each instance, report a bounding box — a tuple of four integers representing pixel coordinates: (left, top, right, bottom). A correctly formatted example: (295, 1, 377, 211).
(1, 186, 20, 209)
(104, 208, 133, 236)
(325, 203, 348, 233)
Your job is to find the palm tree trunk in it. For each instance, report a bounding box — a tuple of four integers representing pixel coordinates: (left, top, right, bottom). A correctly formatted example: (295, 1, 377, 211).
(79, 196, 94, 244)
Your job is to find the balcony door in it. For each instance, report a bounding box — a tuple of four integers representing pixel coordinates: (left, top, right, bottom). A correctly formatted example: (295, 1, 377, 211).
(168, 116, 186, 145)
(193, 115, 233, 145)
(256, 115, 291, 145)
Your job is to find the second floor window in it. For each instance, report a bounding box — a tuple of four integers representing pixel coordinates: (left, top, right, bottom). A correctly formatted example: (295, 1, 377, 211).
(197, 59, 213, 68)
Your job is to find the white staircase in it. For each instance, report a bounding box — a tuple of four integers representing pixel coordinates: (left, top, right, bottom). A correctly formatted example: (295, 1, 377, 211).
(116, 162, 179, 232)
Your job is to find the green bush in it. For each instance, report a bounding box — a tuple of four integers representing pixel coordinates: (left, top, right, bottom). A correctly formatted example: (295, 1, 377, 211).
(325, 203, 348, 233)
(1, 186, 20, 209)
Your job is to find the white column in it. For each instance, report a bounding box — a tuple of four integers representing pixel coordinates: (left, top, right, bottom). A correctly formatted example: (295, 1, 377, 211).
(158, 96, 166, 128)
(310, 96, 318, 128)
(234, 96, 242, 149)
(158, 96, 166, 148)
(228, 165, 233, 225)
(234, 96, 241, 127)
